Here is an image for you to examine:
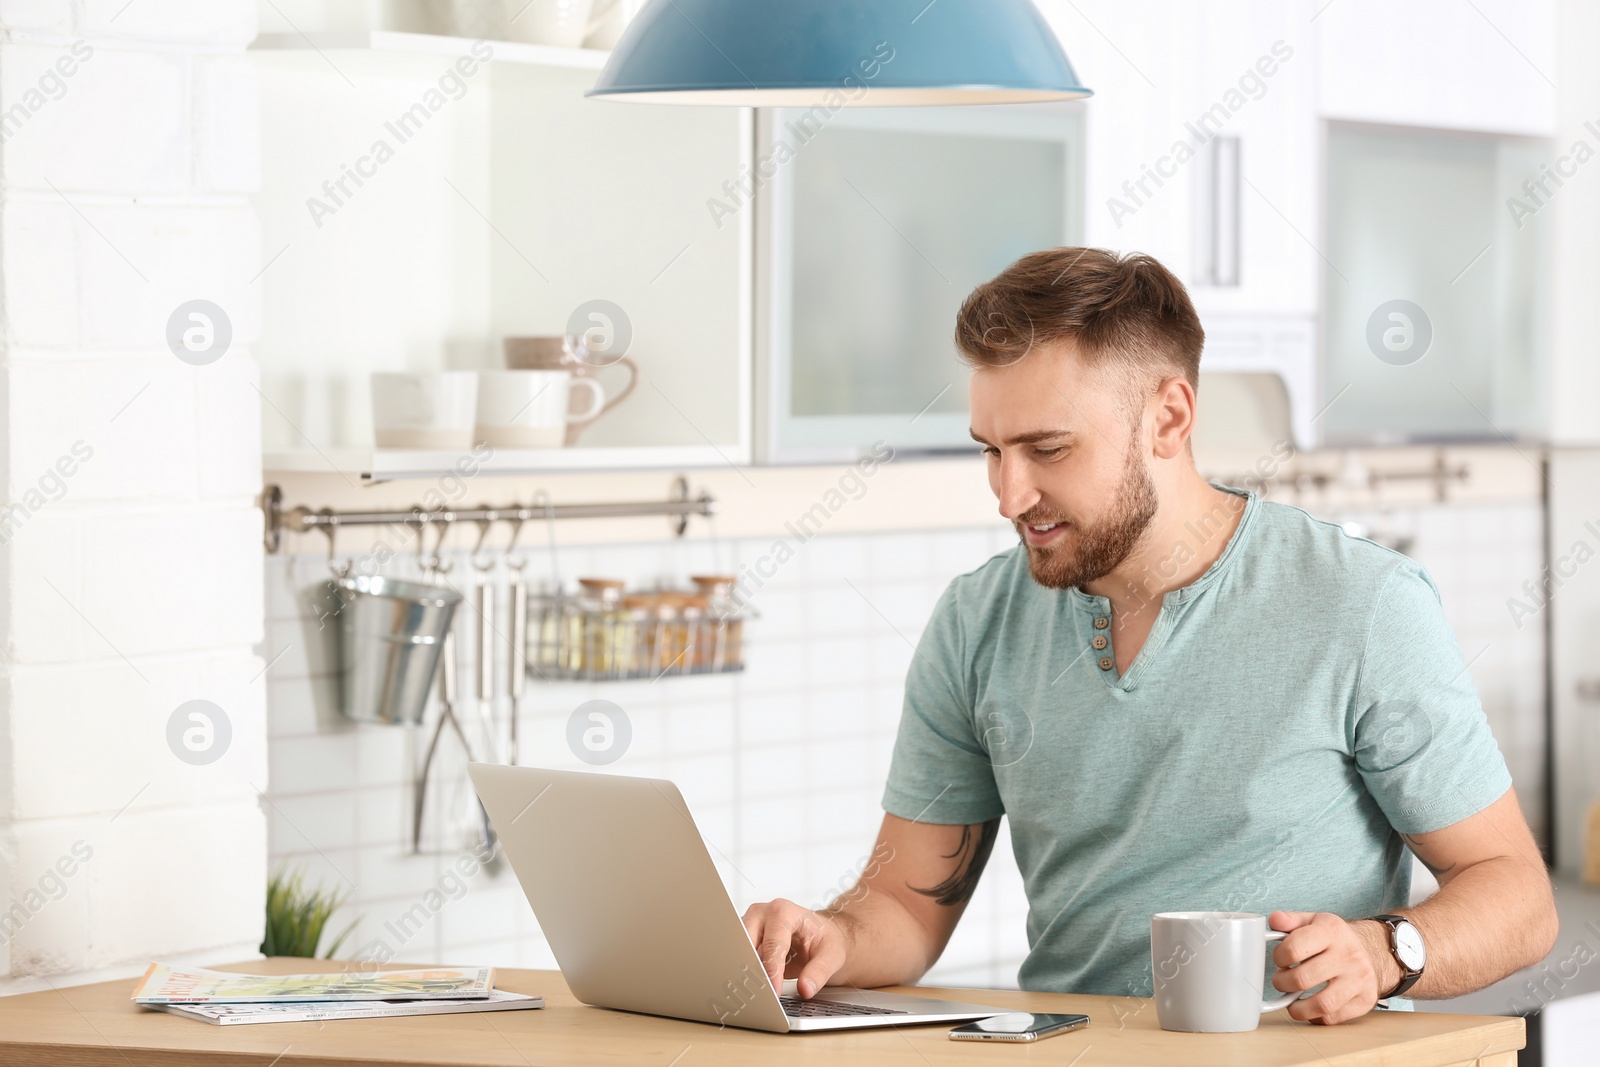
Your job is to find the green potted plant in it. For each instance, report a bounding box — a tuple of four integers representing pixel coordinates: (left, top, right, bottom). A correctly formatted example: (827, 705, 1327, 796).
(261, 867, 357, 959)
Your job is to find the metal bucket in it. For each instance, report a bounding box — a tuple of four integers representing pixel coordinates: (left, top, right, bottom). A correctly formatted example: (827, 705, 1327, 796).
(336, 575, 462, 725)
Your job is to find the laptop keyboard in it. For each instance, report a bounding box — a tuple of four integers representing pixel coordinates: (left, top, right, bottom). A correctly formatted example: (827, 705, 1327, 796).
(780, 995, 909, 1018)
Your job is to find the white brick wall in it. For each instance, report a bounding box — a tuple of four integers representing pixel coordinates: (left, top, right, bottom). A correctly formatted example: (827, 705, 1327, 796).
(0, 1, 267, 990)
(1, 44, 189, 192)
(1, 202, 78, 349)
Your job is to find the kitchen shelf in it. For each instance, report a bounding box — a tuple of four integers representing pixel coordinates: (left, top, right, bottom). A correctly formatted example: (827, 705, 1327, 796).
(249, 29, 751, 475)
(250, 30, 610, 70)
(263, 445, 744, 484)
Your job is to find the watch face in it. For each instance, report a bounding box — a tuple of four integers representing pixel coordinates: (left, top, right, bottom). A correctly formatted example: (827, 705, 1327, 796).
(1393, 920, 1426, 970)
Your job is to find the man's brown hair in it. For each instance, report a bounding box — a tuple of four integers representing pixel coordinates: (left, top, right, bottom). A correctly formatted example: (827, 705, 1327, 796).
(953, 247, 1205, 400)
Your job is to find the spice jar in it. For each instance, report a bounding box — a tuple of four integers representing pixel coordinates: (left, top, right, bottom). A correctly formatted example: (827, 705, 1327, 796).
(618, 595, 658, 677)
(656, 599, 685, 674)
(691, 575, 743, 670)
(676, 594, 709, 671)
(575, 578, 625, 677)
(526, 579, 566, 675)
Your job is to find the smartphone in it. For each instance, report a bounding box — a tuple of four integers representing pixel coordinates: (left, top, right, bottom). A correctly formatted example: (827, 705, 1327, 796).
(949, 1012, 1090, 1042)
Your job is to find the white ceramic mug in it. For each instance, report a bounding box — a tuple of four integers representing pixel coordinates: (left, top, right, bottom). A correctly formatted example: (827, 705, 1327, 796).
(372, 372, 478, 451)
(504, 0, 593, 47)
(475, 370, 605, 448)
(1150, 912, 1298, 1033)
(501, 336, 639, 446)
(433, 0, 506, 38)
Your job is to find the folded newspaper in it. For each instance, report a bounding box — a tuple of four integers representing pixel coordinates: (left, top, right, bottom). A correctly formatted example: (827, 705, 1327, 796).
(151, 988, 543, 1025)
(131, 964, 495, 1005)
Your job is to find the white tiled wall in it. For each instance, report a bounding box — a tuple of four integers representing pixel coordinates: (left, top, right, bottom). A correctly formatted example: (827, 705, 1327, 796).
(263, 496, 1544, 989)
(262, 524, 1032, 986)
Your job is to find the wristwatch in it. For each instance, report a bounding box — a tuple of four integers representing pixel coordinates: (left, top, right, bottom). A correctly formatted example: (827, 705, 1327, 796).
(1368, 914, 1426, 997)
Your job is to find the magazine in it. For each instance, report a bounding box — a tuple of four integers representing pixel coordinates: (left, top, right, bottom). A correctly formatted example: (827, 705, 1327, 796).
(131, 964, 495, 1004)
(150, 989, 542, 1025)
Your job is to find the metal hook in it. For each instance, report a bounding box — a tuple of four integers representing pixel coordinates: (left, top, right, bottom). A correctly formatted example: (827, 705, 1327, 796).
(503, 510, 528, 573)
(413, 513, 454, 581)
(320, 511, 350, 579)
(471, 512, 499, 573)
(527, 489, 562, 590)
(411, 513, 431, 578)
(432, 515, 455, 579)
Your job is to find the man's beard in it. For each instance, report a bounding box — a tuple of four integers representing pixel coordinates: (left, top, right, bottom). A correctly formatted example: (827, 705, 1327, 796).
(1016, 441, 1159, 591)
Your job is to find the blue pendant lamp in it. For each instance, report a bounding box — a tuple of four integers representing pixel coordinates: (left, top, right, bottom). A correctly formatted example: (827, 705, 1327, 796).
(586, 0, 1090, 106)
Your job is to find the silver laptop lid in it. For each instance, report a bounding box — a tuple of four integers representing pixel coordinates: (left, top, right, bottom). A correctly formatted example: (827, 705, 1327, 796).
(468, 764, 791, 1032)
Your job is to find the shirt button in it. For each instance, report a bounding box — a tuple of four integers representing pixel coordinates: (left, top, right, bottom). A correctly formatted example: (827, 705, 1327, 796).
(1093, 617, 1109, 629)
(1092, 635, 1108, 650)
(1098, 656, 1114, 671)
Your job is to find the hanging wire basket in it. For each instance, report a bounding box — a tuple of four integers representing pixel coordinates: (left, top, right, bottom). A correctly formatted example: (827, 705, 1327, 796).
(525, 583, 747, 682)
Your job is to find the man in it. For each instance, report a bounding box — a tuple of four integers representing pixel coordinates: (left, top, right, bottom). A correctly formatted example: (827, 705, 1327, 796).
(742, 247, 1557, 1026)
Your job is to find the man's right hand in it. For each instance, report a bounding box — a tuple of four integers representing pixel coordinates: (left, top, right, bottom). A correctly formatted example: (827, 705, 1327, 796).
(740, 898, 851, 999)
(738, 814, 1001, 999)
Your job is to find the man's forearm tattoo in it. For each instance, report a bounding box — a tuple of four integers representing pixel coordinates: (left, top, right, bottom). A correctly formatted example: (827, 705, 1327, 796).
(909, 818, 1001, 906)
(1399, 832, 1457, 878)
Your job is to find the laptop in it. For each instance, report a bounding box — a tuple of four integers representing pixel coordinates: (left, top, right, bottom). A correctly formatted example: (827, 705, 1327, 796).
(468, 763, 1008, 1033)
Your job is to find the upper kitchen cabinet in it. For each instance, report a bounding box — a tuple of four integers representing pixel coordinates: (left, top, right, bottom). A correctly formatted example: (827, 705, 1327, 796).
(753, 103, 1086, 462)
(1062, 0, 1557, 449)
(1314, 0, 1557, 138)
(249, 33, 751, 478)
(1312, 0, 1557, 446)
(1185, 0, 1320, 448)
(1320, 122, 1552, 444)
(1072, 0, 1321, 447)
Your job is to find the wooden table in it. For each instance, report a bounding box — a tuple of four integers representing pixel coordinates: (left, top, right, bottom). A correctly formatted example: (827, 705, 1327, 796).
(0, 958, 1524, 1066)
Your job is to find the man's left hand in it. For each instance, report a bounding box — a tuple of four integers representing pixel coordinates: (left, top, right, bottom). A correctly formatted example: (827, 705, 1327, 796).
(1267, 911, 1401, 1025)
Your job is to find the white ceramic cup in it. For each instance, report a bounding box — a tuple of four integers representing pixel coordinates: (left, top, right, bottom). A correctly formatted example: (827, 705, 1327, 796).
(504, 0, 594, 47)
(372, 372, 478, 451)
(475, 370, 605, 448)
(434, 0, 506, 38)
(1150, 912, 1298, 1033)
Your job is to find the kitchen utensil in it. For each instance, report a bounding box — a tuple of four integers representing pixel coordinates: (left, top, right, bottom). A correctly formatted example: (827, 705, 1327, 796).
(476, 575, 496, 701)
(1150, 912, 1297, 1032)
(413, 648, 499, 864)
(335, 574, 462, 725)
(413, 627, 468, 853)
(502, 0, 592, 47)
(503, 514, 529, 765)
(372, 372, 478, 450)
(475, 370, 605, 448)
(1585, 801, 1600, 886)
(502, 336, 638, 446)
(470, 518, 499, 755)
(409, 520, 498, 860)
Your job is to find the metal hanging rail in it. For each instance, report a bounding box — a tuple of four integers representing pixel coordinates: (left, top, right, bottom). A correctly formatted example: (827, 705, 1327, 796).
(1214, 449, 1471, 504)
(260, 477, 715, 553)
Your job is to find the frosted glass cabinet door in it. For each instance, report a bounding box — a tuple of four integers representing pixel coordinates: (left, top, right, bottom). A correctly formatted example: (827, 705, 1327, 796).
(756, 105, 1084, 461)
(1321, 123, 1550, 444)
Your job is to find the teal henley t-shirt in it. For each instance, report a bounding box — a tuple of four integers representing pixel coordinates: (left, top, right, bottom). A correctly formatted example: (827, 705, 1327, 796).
(881, 487, 1513, 997)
